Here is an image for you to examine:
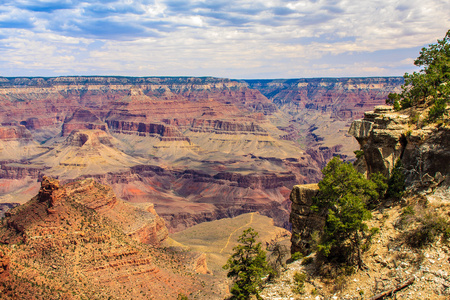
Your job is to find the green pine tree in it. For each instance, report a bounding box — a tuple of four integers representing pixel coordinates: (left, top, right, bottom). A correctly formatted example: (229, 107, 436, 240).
(313, 157, 380, 268)
(223, 228, 272, 300)
(385, 158, 405, 200)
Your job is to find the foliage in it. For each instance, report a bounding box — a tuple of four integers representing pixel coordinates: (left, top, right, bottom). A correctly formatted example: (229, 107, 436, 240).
(301, 256, 314, 265)
(400, 205, 450, 248)
(291, 251, 304, 261)
(353, 150, 364, 159)
(177, 294, 189, 300)
(313, 157, 380, 268)
(386, 29, 450, 120)
(385, 159, 405, 201)
(291, 272, 307, 294)
(368, 172, 388, 207)
(223, 228, 272, 300)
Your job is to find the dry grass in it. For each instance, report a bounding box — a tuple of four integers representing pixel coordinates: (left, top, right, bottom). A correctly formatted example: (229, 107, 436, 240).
(169, 213, 291, 273)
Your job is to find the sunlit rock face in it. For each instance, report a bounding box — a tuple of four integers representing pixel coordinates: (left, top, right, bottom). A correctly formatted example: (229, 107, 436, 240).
(349, 105, 450, 202)
(0, 177, 225, 299)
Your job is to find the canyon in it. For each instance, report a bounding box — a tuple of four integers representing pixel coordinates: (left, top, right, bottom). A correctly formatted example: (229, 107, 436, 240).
(0, 76, 403, 232)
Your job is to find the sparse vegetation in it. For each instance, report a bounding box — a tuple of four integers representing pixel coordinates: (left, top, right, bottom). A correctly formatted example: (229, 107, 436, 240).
(354, 150, 364, 159)
(301, 256, 314, 266)
(223, 227, 272, 300)
(291, 251, 303, 262)
(291, 272, 307, 295)
(177, 293, 189, 300)
(266, 240, 289, 279)
(400, 204, 450, 248)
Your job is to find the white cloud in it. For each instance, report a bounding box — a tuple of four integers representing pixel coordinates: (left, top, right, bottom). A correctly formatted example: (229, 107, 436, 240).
(0, 0, 448, 77)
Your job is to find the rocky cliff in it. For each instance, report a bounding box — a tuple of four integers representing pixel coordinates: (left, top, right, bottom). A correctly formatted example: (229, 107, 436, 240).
(349, 105, 450, 196)
(283, 104, 450, 299)
(0, 177, 224, 299)
(289, 184, 323, 254)
(245, 77, 404, 158)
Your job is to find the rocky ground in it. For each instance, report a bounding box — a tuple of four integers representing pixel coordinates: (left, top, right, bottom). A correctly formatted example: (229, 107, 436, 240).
(261, 192, 450, 300)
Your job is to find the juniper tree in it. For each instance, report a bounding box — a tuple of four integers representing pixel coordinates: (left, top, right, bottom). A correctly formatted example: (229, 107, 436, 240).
(386, 29, 450, 120)
(312, 157, 381, 268)
(223, 228, 271, 300)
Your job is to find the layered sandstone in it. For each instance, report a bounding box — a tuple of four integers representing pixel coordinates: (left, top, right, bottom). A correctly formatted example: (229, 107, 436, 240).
(61, 108, 107, 136)
(0, 177, 223, 299)
(289, 184, 324, 254)
(0, 76, 403, 232)
(349, 105, 450, 190)
(246, 78, 404, 158)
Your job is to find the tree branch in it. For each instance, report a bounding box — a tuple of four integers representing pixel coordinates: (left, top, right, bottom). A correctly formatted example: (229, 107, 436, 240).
(369, 277, 415, 300)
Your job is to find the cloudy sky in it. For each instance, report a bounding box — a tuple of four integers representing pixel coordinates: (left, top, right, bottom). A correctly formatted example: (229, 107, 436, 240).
(0, 0, 448, 79)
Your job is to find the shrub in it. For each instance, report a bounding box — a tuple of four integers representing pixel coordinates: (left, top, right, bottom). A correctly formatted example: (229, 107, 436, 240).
(291, 252, 303, 262)
(266, 241, 289, 279)
(223, 228, 272, 300)
(301, 256, 314, 265)
(386, 29, 450, 120)
(313, 157, 379, 268)
(177, 294, 189, 300)
(406, 210, 450, 248)
(354, 150, 364, 159)
(291, 272, 307, 294)
(385, 159, 405, 201)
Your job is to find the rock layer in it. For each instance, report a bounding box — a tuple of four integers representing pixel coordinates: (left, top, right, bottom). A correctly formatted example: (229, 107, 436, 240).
(0, 177, 223, 299)
(289, 184, 324, 254)
(0, 76, 404, 230)
(349, 105, 450, 191)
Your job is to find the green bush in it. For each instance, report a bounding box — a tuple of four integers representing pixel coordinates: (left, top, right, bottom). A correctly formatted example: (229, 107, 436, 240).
(177, 294, 189, 300)
(301, 256, 314, 265)
(354, 150, 364, 159)
(385, 159, 405, 201)
(223, 228, 272, 300)
(313, 157, 380, 268)
(386, 29, 450, 121)
(291, 252, 303, 261)
(291, 272, 307, 294)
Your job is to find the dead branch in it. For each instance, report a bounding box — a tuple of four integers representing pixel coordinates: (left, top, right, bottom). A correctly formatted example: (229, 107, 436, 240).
(369, 276, 415, 300)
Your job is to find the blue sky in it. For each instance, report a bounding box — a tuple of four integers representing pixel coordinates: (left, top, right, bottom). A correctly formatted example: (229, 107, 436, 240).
(0, 0, 448, 78)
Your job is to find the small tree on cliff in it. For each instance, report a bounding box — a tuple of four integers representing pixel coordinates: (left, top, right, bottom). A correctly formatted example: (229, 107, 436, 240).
(223, 228, 271, 300)
(386, 29, 450, 120)
(312, 157, 380, 268)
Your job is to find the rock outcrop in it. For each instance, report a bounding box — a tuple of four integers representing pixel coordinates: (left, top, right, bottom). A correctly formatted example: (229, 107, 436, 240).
(0, 177, 223, 299)
(349, 105, 450, 194)
(289, 184, 324, 254)
(61, 108, 107, 136)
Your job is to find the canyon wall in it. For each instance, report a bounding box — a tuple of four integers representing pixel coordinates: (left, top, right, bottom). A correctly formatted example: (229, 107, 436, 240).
(349, 105, 450, 199)
(0, 76, 404, 232)
(245, 77, 404, 159)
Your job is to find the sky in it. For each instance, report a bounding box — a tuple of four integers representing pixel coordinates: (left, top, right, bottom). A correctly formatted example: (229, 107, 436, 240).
(0, 0, 449, 79)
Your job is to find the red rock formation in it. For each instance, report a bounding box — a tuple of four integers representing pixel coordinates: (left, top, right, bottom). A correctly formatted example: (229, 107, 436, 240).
(0, 177, 224, 299)
(61, 108, 107, 136)
(0, 126, 32, 140)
